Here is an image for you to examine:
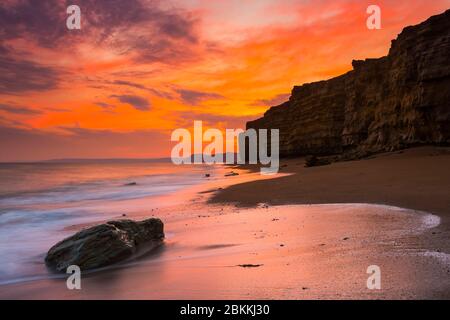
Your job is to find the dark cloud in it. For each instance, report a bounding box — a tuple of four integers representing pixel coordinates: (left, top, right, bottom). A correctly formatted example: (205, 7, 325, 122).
(111, 94, 151, 111)
(95, 102, 114, 108)
(0, 0, 201, 63)
(0, 44, 9, 55)
(112, 80, 147, 90)
(0, 55, 60, 95)
(0, 114, 29, 128)
(0, 0, 68, 48)
(0, 124, 169, 162)
(94, 101, 116, 112)
(0, 103, 42, 115)
(109, 70, 156, 78)
(157, 12, 198, 42)
(0, 1, 204, 95)
(175, 89, 224, 106)
(251, 93, 290, 107)
(110, 80, 174, 99)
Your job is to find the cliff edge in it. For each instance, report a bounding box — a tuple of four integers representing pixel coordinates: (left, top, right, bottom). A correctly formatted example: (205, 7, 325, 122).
(247, 10, 450, 159)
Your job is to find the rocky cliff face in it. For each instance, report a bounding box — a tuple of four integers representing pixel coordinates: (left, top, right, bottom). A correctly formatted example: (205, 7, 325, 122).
(247, 10, 450, 159)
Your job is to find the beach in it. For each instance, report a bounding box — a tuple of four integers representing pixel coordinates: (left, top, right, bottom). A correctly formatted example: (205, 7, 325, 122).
(0, 146, 449, 299)
(213, 147, 450, 223)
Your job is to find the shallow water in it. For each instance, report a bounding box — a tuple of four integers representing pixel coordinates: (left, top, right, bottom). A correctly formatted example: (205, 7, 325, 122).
(1, 202, 445, 299)
(0, 161, 221, 284)
(0, 162, 447, 299)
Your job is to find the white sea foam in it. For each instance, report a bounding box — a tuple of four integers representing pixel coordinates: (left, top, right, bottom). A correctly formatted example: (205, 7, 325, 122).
(421, 251, 450, 266)
(420, 213, 441, 230)
(0, 161, 218, 285)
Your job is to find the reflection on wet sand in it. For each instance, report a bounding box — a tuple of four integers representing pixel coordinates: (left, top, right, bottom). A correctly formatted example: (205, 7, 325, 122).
(1, 201, 448, 300)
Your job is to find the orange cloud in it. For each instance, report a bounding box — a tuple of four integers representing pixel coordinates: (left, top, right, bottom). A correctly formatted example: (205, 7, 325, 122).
(1, 0, 449, 160)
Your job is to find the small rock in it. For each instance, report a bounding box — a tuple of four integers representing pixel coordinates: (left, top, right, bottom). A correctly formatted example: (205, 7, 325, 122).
(238, 264, 263, 268)
(305, 156, 331, 168)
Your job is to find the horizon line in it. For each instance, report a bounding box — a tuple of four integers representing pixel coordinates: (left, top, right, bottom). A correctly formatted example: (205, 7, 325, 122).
(0, 152, 240, 164)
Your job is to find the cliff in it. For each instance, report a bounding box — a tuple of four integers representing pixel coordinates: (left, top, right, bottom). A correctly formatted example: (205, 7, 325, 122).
(247, 9, 450, 159)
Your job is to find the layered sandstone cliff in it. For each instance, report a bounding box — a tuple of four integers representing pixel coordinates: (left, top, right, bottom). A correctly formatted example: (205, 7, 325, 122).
(247, 10, 450, 159)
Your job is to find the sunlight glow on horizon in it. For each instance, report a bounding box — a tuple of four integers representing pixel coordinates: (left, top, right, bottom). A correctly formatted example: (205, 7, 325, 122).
(1, 0, 449, 161)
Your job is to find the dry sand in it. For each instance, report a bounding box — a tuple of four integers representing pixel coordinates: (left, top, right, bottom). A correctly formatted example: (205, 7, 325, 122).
(0, 147, 449, 299)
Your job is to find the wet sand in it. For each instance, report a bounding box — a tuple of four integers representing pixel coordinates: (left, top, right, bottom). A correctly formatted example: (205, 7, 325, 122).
(0, 147, 449, 299)
(213, 147, 450, 223)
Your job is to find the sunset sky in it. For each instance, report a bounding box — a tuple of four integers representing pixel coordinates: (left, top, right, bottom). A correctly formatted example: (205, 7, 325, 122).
(1, 0, 449, 161)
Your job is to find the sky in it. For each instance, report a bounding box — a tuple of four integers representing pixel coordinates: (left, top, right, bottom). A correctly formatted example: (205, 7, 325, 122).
(0, 0, 449, 161)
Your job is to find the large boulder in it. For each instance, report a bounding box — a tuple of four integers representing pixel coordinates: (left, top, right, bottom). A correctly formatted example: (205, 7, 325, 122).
(45, 218, 164, 272)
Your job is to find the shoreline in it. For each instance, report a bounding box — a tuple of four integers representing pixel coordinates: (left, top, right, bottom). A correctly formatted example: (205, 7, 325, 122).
(1, 202, 448, 299)
(211, 146, 450, 298)
(0, 146, 449, 299)
(211, 146, 450, 223)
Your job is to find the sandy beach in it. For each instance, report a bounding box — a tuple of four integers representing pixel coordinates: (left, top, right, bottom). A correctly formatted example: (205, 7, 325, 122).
(0, 146, 449, 300)
(1, 0, 450, 305)
(213, 147, 450, 223)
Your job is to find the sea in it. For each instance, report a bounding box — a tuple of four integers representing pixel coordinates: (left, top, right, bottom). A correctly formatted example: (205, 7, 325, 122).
(0, 160, 219, 284)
